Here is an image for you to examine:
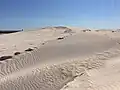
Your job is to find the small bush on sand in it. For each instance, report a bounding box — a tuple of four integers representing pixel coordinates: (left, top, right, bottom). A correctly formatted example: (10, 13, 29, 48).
(0, 56, 12, 61)
(14, 52, 21, 55)
(25, 48, 33, 52)
(64, 29, 72, 33)
(57, 37, 64, 40)
(96, 30, 99, 32)
(83, 30, 86, 32)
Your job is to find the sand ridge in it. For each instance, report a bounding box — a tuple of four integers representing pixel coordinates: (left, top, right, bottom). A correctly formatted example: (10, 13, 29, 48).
(0, 26, 120, 90)
(1, 45, 120, 90)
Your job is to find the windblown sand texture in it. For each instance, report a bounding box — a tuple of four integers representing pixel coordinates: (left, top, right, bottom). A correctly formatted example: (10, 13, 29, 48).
(0, 26, 120, 90)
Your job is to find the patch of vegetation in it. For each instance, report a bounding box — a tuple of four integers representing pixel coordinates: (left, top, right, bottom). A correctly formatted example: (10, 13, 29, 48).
(0, 56, 12, 61)
(25, 48, 34, 52)
(14, 52, 21, 55)
(57, 37, 64, 40)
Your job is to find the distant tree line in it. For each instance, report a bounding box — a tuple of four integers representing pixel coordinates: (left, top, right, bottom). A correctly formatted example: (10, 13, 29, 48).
(0, 29, 23, 34)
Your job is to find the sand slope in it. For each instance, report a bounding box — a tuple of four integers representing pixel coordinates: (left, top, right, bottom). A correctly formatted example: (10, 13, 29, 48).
(0, 27, 120, 90)
(61, 57, 120, 90)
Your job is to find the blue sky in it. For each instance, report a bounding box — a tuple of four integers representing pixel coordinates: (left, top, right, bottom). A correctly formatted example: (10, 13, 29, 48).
(0, 0, 120, 29)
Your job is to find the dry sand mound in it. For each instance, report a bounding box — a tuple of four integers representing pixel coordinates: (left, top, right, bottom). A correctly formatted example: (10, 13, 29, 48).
(1, 46, 120, 90)
(0, 51, 107, 90)
(0, 27, 120, 90)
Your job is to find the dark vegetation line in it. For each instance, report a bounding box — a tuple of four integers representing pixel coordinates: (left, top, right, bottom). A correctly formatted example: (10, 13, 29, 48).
(0, 29, 23, 34)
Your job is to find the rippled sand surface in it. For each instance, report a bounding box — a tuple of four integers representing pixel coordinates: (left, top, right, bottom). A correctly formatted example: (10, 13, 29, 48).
(0, 27, 120, 90)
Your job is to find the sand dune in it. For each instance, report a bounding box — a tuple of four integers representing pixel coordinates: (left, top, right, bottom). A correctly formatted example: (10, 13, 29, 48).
(0, 26, 120, 90)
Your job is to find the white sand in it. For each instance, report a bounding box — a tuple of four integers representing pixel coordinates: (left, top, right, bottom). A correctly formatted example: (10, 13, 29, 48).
(0, 26, 120, 90)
